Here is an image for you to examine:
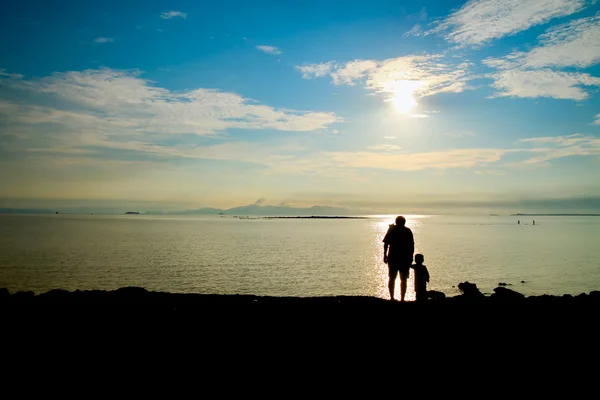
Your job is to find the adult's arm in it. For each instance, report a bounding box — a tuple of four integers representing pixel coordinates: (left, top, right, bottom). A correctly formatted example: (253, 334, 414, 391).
(382, 226, 392, 263)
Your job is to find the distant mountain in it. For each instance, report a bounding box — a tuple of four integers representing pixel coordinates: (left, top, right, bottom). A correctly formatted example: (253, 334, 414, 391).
(0, 204, 375, 216)
(145, 204, 372, 216)
(0, 208, 55, 214)
(225, 204, 359, 216)
(177, 207, 226, 215)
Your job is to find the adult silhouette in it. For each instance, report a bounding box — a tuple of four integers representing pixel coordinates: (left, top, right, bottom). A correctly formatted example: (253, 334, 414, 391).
(382, 216, 415, 301)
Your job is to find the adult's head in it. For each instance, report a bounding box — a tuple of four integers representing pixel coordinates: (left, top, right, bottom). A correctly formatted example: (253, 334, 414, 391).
(395, 216, 406, 226)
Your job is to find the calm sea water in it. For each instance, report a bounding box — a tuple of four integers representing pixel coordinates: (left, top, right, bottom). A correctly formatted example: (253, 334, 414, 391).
(1, 214, 599, 300)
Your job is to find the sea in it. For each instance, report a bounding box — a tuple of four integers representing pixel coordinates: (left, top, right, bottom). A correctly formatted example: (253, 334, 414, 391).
(1, 213, 599, 300)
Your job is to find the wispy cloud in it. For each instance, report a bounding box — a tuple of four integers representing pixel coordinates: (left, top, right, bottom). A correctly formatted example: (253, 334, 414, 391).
(517, 134, 600, 165)
(93, 37, 114, 43)
(0, 68, 340, 158)
(595, 113, 600, 125)
(485, 13, 600, 70)
(483, 12, 600, 100)
(256, 45, 282, 55)
(321, 134, 600, 172)
(0, 69, 23, 79)
(325, 148, 507, 171)
(296, 62, 335, 79)
(403, 24, 422, 37)
(488, 69, 600, 100)
(160, 11, 187, 19)
(330, 60, 378, 85)
(297, 55, 472, 104)
(366, 56, 472, 97)
(428, 0, 588, 47)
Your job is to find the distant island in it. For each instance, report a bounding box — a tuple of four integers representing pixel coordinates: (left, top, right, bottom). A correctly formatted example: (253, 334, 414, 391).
(125, 212, 140, 215)
(239, 215, 370, 219)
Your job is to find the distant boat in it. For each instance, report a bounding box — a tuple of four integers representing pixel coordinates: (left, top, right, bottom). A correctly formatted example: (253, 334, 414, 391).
(125, 211, 140, 215)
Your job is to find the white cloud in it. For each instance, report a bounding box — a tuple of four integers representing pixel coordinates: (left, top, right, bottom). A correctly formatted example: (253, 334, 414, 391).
(297, 55, 471, 98)
(326, 148, 507, 171)
(93, 37, 114, 43)
(429, 0, 588, 47)
(519, 134, 594, 146)
(595, 113, 600, 125)
(404, 24, 422, 37)
(0, 69, 23, 79)
(296, 62, 335, 79)
(483, 13, 600, 100)
(367, 56, 471, 97)
(322, 134, 600, 171)
(161, 11, 187, 19)
(256, 45, 282, 55)
(517, 134, 600, 165)
(489, 69, 600, 100)
(485, 13, 600, 69)
(0, 68, 340, 149)
(330, 60, 378, 85)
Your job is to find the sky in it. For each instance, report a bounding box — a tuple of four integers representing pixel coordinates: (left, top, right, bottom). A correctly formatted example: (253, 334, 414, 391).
(1, 0, 600, 214)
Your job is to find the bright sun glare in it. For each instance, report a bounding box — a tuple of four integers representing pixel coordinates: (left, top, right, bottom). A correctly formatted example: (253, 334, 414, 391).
(387, 80, 424, 114)
(392, 91, 417, 114)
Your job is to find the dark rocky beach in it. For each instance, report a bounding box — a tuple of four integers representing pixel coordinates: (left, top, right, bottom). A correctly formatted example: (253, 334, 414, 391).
(3, 281, 599, 324)
(3, 281, 600, 364)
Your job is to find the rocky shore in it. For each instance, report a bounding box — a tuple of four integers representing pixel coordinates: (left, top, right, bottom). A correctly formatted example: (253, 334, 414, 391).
(3, 281, 599, 317)
(3, 281, 599, 356)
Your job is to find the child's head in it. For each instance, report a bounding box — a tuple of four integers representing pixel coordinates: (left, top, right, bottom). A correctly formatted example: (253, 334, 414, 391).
(415, 254, 424, 264)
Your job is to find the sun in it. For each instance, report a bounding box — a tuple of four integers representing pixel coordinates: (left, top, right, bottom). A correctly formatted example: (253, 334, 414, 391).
(386, 80, 424, 114)
(392, 91, 417, 114)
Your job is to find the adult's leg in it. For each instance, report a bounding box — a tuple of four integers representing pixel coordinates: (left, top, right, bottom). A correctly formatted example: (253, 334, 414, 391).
(399, 268, 410, 302)
(388, 267, 398, 300)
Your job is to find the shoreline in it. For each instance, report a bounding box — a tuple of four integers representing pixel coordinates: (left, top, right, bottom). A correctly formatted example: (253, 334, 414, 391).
(4, 283, 599, 345)
(3, 282, 599, 308)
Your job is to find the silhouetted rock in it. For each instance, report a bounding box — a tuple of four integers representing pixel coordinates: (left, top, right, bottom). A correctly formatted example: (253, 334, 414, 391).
(491, 286, 525, 301)
(427, 290, 446, 301)
(13, 291, 34, 298)
(457, 281, 484, 299)
(38, 289, 72, 303)
(0, 288, 9, 302)
(115, 286, 149, 296)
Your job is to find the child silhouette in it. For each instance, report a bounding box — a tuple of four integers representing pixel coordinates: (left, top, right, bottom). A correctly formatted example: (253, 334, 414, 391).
(411, 253, 430, 302)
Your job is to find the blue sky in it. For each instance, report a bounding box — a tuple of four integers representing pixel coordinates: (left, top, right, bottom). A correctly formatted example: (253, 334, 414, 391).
(1, 0, 600, 213)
